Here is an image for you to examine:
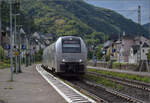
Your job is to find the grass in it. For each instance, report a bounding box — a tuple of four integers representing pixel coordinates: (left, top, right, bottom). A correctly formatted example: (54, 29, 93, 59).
(87, 69, 150, 83)
(83, 74, 123, 91)
(0, 61, 10, 69)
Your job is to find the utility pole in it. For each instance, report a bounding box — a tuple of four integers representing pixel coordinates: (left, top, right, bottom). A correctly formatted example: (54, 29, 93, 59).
(118, 33, 121, 69)
(0, 1, 1, 46)
(149, 0, 150, 39)
(26, 36, 29, 67)
(29, 39, 31, 66)
(10, 0, 14, 81)
(137, 5, 141, 64)
(0, 1, 2, 62)
(14, 14, 17, 73)
(138, 5, 141, 25)
(148, 0, 150, 72)
(18, 0, 22, 72)
(13, 13, 20, 73)
(18, 26, 23, 73)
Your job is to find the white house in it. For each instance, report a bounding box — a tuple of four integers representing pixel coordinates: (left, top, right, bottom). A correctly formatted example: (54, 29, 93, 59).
(141, 43, 149, 60)
(129, 45, 139, 63)
(129, 42, 149, 64)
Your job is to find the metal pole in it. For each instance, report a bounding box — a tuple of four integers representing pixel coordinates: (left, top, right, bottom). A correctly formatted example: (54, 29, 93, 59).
(138, 5, 141, 25)
(118, 33, 121, 69)
(103, 34, 106, 67)
(138, 5, 141, 69)
(149, 0, 150, 39)
(33, 51, 35, 64)
(138, 5, 141, 62)
(18, 0, 22, 72)
(10, 0, 13, 81)
(14, 15, 16, 43)
(16, 25, 22, 72)
(14, 15, 18, 73)
(26, 37, 28, 67)
(0, 1, 2, 62)
(0, 1, 1, 46)
(29, 40, 31, 66)
(25, 50, 26, 66)
(18, 28, 21, 72)
(149, 0, 150, 70)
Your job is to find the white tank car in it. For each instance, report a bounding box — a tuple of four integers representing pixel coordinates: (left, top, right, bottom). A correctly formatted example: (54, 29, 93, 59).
(42, 36, 87, 76)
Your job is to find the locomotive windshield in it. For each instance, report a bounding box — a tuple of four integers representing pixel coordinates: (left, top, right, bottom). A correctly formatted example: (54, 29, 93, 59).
(62, 39, 81, 53)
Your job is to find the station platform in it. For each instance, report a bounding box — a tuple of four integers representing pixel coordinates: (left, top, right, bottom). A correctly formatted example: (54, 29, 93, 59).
(0, 65, 66, 103)
(88, 66, 150, 77)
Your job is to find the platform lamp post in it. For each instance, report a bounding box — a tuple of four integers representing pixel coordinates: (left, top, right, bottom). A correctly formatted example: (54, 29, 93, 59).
(29, 38, 35, 64)
(25, 37, 28, 67)
(13, 13, 20, 73)
(0, 1, 1, 46)
(9, 0, 14, 81)
(25, 35, 28, 67)
(0, 1, 2, 62)
(18, 27, 25, 72)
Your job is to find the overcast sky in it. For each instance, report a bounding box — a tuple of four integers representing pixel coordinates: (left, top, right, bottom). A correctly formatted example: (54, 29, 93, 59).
(84, 0, 150, 25)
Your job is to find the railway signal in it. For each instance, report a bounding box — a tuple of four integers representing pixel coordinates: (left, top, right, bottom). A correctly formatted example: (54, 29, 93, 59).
(13, 51, 19, 56)
(4, 44, 11, 50)
(21, 44, 26, 50)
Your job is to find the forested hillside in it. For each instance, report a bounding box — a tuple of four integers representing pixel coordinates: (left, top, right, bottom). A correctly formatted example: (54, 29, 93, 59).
(1, 0, 149, 47)
(143, 23, 150, 31)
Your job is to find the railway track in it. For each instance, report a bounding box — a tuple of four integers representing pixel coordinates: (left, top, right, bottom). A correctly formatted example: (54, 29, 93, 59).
(66, 79, 145, 103)
(86, 71, 150, 103)
(40, 65, 148, 103)
(87, 71, 150, 92)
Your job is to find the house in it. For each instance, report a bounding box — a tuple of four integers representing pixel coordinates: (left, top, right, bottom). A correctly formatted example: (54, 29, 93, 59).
(104, 36, 150, 64)
(129, 45, 140, 63)
(104, 37, 134, 62)
(141, 43, 149, 60)
(129, 42, 150, 63)
(119, 37, 135, 62)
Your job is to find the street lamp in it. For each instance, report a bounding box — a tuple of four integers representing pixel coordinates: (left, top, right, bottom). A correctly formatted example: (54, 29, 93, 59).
(0, 1, 1, 46)
(13, 13, 20, 43)
(10, 0, 13, 81)
(18, 27, 25, 72)
(13, 13, 20, 73)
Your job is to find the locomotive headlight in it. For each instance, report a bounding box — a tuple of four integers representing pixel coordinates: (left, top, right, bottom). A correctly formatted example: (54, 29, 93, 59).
(62, 59, 66, 62)
(79, 59, 82, 63)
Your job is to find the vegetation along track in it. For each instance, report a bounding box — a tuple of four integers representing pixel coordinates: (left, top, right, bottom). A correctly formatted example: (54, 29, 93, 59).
(86, 71, 150, 103)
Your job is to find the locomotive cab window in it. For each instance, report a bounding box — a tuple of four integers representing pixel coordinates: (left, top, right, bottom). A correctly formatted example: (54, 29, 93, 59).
(62, 39, 81, 53)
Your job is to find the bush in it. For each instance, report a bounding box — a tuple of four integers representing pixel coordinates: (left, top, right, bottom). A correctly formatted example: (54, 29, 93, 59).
(105, 55, 110, 61)
(35, 49, 43, 62)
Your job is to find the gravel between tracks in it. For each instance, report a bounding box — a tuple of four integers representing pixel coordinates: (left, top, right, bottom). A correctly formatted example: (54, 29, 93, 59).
(87, 72, 150, 103)
(69, 80, 132, 103)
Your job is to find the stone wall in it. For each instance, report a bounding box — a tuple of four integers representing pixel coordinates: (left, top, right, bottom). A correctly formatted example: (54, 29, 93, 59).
(88, 61, 138, 71)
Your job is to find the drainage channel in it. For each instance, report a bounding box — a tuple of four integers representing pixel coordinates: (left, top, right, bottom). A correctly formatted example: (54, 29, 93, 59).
(36, 64, 96, 103)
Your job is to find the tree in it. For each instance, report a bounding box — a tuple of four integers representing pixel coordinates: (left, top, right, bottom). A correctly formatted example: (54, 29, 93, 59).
(96, 44, 102, 60)
(146, 49, 150, 61)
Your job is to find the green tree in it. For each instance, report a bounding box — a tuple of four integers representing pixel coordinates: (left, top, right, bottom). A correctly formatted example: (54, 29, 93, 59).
(0, 46, 4, 61)
(146, 49, 150, 61)
(96, 44, 102, 60)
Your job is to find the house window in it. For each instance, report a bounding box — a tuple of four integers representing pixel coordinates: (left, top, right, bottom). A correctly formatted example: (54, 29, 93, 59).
(143, 49, 145, 53)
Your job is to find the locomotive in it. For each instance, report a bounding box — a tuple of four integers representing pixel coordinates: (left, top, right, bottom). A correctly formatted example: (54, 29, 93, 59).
(42, 36, 87, 76)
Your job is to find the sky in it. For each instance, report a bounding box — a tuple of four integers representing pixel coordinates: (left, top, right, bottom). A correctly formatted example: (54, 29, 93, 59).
(84, 0, 150, 25)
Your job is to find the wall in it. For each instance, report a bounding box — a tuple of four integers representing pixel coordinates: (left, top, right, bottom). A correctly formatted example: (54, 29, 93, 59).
(88, 61, 138, 71)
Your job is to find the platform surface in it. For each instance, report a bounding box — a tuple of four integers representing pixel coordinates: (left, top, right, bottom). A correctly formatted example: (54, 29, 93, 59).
(0, 65, 66, 103)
